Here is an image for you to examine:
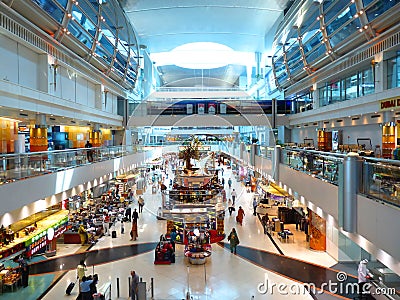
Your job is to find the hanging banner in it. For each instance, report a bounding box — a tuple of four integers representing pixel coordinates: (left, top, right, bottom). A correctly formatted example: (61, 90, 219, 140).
(198, 104, 205, 114)
(208, 103, 216, 114)
(186, 104, 193, 114)
(220, 103, 227, 114)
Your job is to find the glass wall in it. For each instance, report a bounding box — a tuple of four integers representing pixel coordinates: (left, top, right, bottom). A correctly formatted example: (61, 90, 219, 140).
(272, 0, 400, 90)
(318, 67, 374, 106)
(29, 0, 139, 88)
(387, 52, 400, 90)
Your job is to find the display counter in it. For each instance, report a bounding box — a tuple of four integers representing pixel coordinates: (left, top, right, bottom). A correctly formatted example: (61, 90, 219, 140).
(0, 210, 68, 259)
(184, 244, 211, 265)
(0, 269, 21, 292)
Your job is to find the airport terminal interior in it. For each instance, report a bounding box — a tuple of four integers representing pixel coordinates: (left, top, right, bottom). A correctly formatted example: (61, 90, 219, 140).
(0, 0, 400, 299)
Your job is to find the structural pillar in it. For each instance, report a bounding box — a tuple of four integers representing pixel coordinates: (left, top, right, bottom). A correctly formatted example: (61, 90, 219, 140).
(342, 153, 362, 233)
(272, 145, 281, 182)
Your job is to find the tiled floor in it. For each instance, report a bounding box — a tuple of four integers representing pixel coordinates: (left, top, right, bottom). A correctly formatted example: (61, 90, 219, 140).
(9, 165, 350, 300)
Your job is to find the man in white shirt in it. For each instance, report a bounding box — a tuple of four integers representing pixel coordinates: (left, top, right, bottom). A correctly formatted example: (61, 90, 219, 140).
(231, 189, 237, 205)
(357, 259, 369, 299)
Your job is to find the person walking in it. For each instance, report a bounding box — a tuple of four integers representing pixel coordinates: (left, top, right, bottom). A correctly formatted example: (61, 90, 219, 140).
(18, 256, 29, 287)
(85, 140, 93, 162)
(228, 199, 235, 216)
(227, 228, 240, 254)
(125, 206, 132, 222)
(236, 206, 245, 226)
(79, 275, 94, 300)
(76, 260, 87, 293)
(253, 197, 258, 216)
(132, 208, 139, 222)
(138, 196, 145, 213)
(228, 178, 232, 189)
(231, 189, 237, 204)
(78, 224, 88, 246)
(358, 259, 370, 299)
(102, 212, 110, 236)
(130, 220, 138, 241)
(121, 220, 125, 234)
(169, 227, 177, 251)
(130, 270, 140, 300)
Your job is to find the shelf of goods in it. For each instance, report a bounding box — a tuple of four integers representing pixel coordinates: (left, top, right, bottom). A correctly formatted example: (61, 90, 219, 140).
(382, 125, 396, 159)
(317, 130, 332, 151)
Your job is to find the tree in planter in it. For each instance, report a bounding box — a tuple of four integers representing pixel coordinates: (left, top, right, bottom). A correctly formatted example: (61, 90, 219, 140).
(178, 136, 201, 171)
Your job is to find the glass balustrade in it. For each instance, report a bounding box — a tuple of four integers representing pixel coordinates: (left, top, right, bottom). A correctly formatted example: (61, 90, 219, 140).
(281, 148, 343, 185)
(0, 145, 139, 185)
(363, 158, 400, 208)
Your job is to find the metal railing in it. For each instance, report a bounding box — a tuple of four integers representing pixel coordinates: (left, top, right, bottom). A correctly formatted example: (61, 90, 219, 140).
(0, 145, 140, 185)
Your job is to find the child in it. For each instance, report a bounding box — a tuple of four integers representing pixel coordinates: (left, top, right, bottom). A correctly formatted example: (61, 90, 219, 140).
(121, 220, 125, 234)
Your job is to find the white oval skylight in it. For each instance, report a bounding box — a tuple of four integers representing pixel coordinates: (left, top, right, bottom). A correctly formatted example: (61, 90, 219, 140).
(152, 42, 237, 69)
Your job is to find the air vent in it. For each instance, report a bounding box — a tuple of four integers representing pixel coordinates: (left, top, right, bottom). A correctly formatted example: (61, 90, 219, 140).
(352, 117, 360, 120)
(19, 113, 28, 117)
(336, 119, 343, 123)
(313, 122, 318, 126)
(323, 121, 329, 124)
(71, 120, 76, 124)
(50, 117, 56, 121)
(371, 114, 380, 118)
(304, 124, 308, 127)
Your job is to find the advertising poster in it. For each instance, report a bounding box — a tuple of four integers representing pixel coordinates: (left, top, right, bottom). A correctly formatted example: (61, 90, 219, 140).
(186, 104, 193, 114)
(220, 103, 227, 114)
(208, 103, 216, 114)
(198, 103, 205, 114)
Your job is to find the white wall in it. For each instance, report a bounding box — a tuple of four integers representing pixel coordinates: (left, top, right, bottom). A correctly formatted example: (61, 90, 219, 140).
(0, 35, 19, 84)
(291, 123, 381, 147)
(357, 194, 400, 270)
(0, 32, 122, 125)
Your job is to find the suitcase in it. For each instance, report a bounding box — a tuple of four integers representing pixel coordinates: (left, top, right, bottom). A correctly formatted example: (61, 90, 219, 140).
(112, 230, 117, 238)
(66, 280, 75, 295)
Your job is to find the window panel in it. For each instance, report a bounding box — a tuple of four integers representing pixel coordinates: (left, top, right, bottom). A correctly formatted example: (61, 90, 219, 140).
(305, 44, 326, 64)
(67, 21, 93, 48)
(365, 0, 400, 23)
(273, 56, 286, 78)
(331, 80, 342, 102)
(55, 0, 67, 8)
(277, 72, 288, 85)
(71, 6, 96, 35)
(319, 85, 330, 107)
(324, 0, 349, 23)
(345, 74, 359, 100)
(299, 6, 320, 36)
(303, 32, 323, 53)
(76, 0, 98, 25)
(287, 49, 301, 67)
(360, 68, 375, 96)
(31, 0, 64, 23)
(289, 60, 304, 76)
(329, 18, 361, 47)
(362, 0, 375, 7)
(95, 44, 113, 64)
(326, 4, 356, 36)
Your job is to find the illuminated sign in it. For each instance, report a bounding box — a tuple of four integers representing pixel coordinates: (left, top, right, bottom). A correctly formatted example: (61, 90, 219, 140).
(380, 97, 400, 111)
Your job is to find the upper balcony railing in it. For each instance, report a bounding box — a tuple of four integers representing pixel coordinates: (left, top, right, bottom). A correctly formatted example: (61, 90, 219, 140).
(0, 145, 141, 185)
(275, 147, 400, 208)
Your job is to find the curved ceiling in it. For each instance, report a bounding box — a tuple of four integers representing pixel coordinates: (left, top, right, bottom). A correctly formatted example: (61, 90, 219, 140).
(120, 0, 292, 87)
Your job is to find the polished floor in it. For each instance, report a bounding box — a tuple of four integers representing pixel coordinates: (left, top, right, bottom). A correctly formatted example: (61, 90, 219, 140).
(7, 165, 357, 299)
